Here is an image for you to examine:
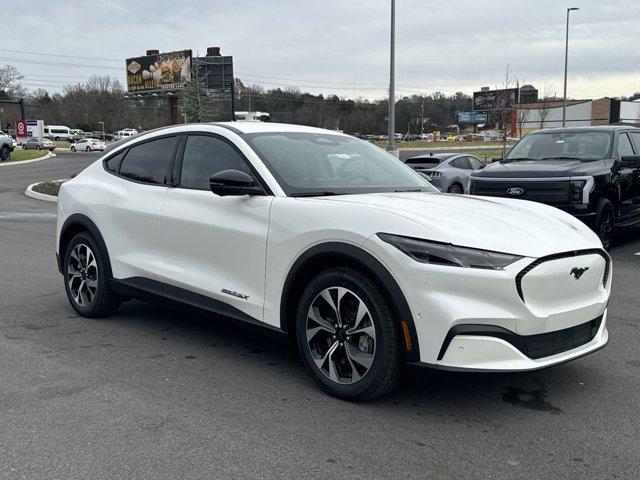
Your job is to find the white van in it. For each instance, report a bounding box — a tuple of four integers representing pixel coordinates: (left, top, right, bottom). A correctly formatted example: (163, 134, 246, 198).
(44, 125, 72, 141)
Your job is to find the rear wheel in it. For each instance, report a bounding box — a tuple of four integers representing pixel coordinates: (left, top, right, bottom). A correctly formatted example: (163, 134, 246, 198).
(595, 198, 615, 250)
(36, 145, 41, 150)
(86, 146, 91, 152)
(296, 267, 401, 401)
(448, 183, 463, 194)
(63, 232, 122, 318)
(70, 146, 76, 152)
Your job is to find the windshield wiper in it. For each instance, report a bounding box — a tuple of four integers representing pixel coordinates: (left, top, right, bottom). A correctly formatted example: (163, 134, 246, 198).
(394, 188, 425, 192)
(290, 190, 343, 197)
(541, 156, 580, 160)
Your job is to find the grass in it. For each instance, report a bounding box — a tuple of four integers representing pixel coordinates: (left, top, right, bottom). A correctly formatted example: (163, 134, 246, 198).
(2, 149, 49, 163)
(55, 141, 71, 149)
(32, 179, 66, 196)
(373, 140, 514, 149)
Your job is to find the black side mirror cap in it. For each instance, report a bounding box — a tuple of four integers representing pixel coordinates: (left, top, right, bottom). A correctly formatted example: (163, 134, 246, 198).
(620, 155, 640, 168)
(209, 169, 265, 196)
(491, 157, 502, 163)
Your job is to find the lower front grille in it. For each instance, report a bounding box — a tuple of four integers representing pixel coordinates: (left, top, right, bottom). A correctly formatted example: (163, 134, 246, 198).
(438, 316, 603, 361)
(519, 316, 602, 359)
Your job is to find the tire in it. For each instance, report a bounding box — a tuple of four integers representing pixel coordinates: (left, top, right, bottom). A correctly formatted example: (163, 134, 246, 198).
(594, 198, 615, 250)
(36, 145, 41, 150)
(448, 183, 463, 194)
(0, 145, 9, 161)
(54, 137, 60, 141)
(86, 146, 91, 152)
(70, 146, 76, 152)
(296, 267, 401, 401)
(63, 232, 122, 318)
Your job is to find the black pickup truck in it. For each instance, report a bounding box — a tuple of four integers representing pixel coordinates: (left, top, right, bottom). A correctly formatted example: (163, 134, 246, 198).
(470, 126, 640, 248)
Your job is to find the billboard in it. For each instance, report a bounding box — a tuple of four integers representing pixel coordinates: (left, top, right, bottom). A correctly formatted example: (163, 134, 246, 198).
(458, 111, 488, 123)
(126, 50, 192, 93)
(473, 88, 519, 111)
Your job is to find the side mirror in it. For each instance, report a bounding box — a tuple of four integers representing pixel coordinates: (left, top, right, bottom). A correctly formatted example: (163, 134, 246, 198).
(209, 169, 264, 196)
(491, 157, 502, 163)
(620, 155, 640, 168)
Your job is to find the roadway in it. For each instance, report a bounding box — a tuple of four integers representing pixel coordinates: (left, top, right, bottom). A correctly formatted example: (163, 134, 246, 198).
(0, 149, 639, 479)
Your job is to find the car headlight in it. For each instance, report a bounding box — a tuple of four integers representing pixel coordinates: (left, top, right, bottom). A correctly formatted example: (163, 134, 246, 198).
(378, 233, 522, 270)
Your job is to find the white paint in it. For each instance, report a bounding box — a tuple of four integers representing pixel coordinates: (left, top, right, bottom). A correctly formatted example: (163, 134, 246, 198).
(56, 122, 611, 372)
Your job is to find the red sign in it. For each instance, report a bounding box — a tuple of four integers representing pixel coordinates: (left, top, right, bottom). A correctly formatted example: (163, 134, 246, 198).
(15, 120, 27, 138)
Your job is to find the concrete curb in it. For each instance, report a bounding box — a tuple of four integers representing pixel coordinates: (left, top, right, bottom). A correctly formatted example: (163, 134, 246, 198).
(24, 178, 68, 203)
(0, 151, 56, 168)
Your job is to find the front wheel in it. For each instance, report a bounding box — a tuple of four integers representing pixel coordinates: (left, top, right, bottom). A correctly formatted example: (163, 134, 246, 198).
(595, 198, 615, 250)
(0, 145, 10, 161)
(70, 146, 76, 152)
(63, 232, 122, 318)
(296, 267, 401, 401)
(86, 146, 91, 152)
(36, 145, 41, 150)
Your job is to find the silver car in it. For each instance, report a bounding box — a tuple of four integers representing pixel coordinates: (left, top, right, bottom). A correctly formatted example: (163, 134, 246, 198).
(404, 153, 485, 193)
(22, 137, 56, 151)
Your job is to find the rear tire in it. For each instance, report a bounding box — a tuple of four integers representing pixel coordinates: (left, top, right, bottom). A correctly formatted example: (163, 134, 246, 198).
(594, 198, 615, 250)
(296, 267, 401, 401)
(63, 232, 122, 318)
(448, 183, 463, 194)
(70, 146, 76, 152)
(86, 146, 91, 152)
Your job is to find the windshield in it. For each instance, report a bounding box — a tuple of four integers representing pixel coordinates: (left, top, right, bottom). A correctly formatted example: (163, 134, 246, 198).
(243, 132, 437, 196)
(505, 131, 612, 161)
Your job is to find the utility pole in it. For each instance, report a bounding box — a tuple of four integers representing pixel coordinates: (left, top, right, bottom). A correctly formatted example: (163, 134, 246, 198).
(562, 7, 579, 127)
(386, 0, 398, 157)
(420, 102, 424, 136)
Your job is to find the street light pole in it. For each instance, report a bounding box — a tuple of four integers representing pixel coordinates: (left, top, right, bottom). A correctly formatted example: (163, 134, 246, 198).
(562, 7, 579, 127)
(387, 0, 398, 157)
(98, 121, 105, 141)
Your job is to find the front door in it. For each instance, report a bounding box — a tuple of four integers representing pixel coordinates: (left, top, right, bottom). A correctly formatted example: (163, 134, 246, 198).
(161, 133, 273, 322)
(616, 132, 640, 220)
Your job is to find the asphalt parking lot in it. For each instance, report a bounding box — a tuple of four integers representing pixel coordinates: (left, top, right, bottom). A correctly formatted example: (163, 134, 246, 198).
(1, 149, 639, 479)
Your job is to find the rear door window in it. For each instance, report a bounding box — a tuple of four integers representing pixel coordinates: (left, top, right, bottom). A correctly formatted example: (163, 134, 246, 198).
(451, 157, 472, 169)
(119, 136, 178, 184)
(618, 133, 635, 158)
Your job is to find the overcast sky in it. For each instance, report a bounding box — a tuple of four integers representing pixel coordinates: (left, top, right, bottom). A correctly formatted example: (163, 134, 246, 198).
(4, 0, 639, 100)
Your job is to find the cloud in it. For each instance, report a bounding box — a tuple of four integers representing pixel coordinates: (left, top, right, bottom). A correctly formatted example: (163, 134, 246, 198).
(4, 0, 639, 98)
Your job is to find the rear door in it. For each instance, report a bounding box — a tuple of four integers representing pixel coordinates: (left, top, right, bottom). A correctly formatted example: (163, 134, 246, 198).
(160, 132, 273, 322)
(616, 132, 640, 219)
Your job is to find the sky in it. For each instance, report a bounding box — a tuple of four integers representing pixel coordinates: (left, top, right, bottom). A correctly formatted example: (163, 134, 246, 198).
(3, 0, 639, 100)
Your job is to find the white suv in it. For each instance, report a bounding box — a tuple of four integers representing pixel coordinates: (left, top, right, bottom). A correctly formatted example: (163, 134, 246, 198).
(56, 122, 611, 400)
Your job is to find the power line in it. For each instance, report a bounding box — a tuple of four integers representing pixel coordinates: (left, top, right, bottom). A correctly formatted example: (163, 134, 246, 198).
(0, 57, 121, 70)
(0, 48, 121, 62)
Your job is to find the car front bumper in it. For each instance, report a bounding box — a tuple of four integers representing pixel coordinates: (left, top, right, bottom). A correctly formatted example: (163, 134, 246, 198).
(364, 235, 611, 371)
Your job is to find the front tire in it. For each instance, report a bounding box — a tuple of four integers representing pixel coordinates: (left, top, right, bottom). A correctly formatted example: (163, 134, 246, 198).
(595, 198, 615, 250)
(71, 146, 76, 152)
(296, 267, 401, 401)
(86, 146, 91, 152)
(63, 232, 121, 318)
(0, 145, 9, 161)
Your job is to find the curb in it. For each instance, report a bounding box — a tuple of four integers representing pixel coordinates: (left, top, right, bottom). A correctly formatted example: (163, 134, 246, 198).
(0, 151, 56, 168)
(24, 179, 68, 203)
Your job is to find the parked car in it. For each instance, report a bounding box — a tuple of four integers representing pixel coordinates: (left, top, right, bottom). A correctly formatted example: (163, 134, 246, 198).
(91, 131, 113, 141)
(405, 153, 485, 193)
(0, 130, 16, 161)
(113, 129, 138, 141)
(69, 133, 88, 143)
(70, 138, 106, 152)
(470, 126, 640, 249)
(56, 122, 610, 401)
(22, 137, 55, 151)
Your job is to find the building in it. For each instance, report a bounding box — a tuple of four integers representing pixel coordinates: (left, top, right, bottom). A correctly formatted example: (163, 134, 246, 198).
(514, 97, 640, 136)
(234, 111, 270, 122)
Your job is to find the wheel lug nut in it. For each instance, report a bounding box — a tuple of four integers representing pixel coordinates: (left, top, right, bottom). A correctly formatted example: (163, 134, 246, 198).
(346, 336, 351, 341)
(339, 342, 343, 346)
(332, 335, 336, 340)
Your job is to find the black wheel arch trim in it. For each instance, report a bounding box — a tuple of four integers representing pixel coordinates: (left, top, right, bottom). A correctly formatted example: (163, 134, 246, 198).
(279, 241, 421, 362)
(58, 214, 112, 276)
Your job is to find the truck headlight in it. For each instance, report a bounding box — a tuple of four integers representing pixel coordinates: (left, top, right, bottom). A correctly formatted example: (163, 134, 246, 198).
(569, 177, 594, 204)
(378, 233, 522, 270)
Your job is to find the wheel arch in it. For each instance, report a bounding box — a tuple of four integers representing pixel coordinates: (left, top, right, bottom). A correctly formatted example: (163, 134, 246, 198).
(58, 214, 113, 277)
(280, 242, 420, 362)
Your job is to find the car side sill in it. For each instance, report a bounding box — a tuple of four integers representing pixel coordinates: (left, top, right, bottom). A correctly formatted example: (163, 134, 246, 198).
(109, 277, 289, 343)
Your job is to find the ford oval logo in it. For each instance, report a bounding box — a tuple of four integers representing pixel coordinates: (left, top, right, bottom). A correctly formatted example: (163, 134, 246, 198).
(506, 187, 525, 196)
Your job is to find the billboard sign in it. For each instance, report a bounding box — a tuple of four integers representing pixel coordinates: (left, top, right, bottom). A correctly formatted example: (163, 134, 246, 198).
(473, 88, 519, 111)
(458, 111, 488, 123)
(126, 50, 192, 93)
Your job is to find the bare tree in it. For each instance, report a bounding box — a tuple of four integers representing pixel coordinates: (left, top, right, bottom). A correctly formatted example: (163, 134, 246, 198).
(0, 65, 25, 99)
(537, 82, 557, 129)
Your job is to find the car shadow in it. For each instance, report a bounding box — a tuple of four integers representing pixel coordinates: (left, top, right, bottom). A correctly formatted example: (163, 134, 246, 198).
(106, 299, 594, 414)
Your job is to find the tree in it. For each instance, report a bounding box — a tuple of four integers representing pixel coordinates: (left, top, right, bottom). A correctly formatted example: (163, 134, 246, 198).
(0, 65, 25, 99)
(180, 64, 221, 122)
(536, 82, 557, 129)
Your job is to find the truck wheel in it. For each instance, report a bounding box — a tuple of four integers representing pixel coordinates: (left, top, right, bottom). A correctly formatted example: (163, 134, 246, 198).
(0, 145, 10, 161)
(595, 198, 615, 250)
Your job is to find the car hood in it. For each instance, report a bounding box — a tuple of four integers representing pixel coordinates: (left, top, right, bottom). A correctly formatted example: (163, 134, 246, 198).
(473, 159, 611, 178)
(312, 192, 600, 258)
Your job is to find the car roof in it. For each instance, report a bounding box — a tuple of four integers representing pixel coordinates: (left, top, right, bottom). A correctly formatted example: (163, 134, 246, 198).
(530, 125, 640, 135)
(405, 153, 458, 162)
